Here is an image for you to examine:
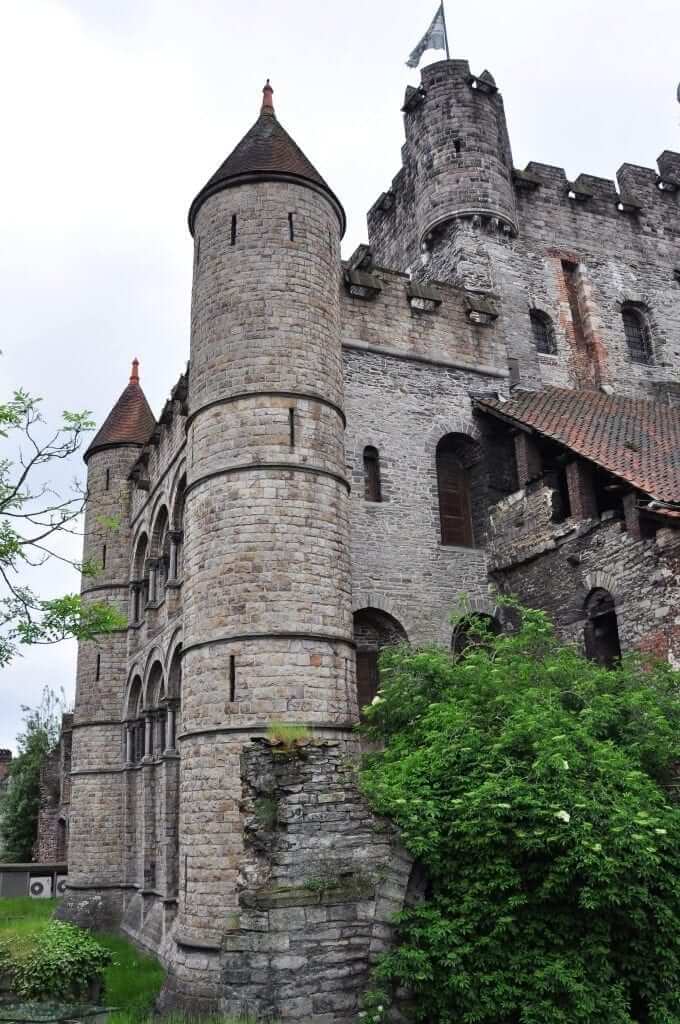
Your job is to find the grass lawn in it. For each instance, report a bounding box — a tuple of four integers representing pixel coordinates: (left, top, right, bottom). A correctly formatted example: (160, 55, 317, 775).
(0, 898, 260, 1024)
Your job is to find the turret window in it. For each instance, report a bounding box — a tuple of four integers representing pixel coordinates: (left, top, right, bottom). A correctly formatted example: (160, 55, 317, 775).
(288, 212, 295, 241)
(530, 309, 557, 355)
(622, 304, 653, 364)
(105, 468, 110, 491)
(363, 446, 382, 502)
(230, 214, 237, 246)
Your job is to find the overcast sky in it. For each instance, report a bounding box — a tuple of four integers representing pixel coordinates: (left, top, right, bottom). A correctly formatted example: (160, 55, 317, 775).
(2, 0, 680, 750)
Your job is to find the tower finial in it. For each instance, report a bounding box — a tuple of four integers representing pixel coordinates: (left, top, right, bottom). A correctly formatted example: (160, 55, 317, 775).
(130, 358, 140, 384)
(261, 79, 274, 115)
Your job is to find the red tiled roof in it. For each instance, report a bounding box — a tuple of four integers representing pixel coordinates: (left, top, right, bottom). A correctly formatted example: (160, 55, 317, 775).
(475, 387, 680, 503)
(85, 360, 156, 460)
(188, 82, 345, 235)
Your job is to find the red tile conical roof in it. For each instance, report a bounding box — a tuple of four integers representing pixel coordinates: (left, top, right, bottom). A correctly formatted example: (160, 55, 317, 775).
(85, 359, 156, 461)
(188, 81, 345, 236)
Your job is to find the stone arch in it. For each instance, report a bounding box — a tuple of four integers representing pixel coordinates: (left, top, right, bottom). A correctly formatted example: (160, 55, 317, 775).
(124, 672, 144, 720)
(143, 650, 166, 706)
(166, 640, 183, 702)
(426, 415, 481, 452)
(353, 606, 408, 715)
(451, 612, 501, 656)
(131, 530, 149, 580)
(169, 464, 187, 529)
(150, 505, 171, 601)
(351, 591, 413, 640)
(582, 570, 620, 605)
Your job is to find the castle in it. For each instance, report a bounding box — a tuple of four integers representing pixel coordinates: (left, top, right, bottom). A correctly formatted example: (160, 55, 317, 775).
(58, 59, 680, 1021)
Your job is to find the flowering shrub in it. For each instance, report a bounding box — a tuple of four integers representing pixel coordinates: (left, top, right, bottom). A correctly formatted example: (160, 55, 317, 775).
(360, 605, 680, 1023)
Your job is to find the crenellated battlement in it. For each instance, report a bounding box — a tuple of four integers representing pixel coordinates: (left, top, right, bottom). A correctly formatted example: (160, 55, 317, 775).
(511, 153, 680, 231)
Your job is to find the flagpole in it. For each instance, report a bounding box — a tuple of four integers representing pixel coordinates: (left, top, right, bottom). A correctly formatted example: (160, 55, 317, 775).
(440, 1, 451, 60)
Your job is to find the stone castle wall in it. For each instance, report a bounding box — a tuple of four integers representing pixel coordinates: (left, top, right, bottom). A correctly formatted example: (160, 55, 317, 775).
(60, 56, 680, 1022)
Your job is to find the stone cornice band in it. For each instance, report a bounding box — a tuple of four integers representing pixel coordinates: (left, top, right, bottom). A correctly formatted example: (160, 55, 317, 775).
(182, 631, 355, 657)
(184, 463, 351, 499)
(186, 391, 346, 429)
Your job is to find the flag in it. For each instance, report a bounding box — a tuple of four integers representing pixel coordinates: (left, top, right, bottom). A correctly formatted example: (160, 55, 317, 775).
(406, 4, 448, 69)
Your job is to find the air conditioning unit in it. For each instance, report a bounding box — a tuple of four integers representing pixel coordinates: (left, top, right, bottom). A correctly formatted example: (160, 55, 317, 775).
(29, 875, 53, 898)
(55, 875, 68, 897)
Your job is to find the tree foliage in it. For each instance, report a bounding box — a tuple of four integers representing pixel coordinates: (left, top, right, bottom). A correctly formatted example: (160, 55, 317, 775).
(0, 687, 66, 861)
(360, 606, 680, 1024)
(1, 390, 125, 666)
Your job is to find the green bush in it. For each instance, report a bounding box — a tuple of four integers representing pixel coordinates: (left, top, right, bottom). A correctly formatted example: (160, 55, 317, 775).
(360, 604, 680, 1024)
(0, 920, 112, 1001)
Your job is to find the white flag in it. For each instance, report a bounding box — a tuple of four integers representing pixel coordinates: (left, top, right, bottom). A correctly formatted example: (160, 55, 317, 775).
(406, 4, 448, 69)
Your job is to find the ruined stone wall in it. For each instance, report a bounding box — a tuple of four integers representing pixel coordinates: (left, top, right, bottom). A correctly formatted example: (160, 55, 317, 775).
(158, 736, 412, 1023)
(489, 490, 680, 664)
(34, 715, 72, 864)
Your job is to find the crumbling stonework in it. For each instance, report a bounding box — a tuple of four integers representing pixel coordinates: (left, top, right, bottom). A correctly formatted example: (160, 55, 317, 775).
(34, 714, 73, 863)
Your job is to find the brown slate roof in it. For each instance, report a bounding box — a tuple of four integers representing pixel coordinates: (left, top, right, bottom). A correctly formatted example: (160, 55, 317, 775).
(85, 359, 156, 461)
(475, 386, 680, 504)
(188, 81, 345, 236)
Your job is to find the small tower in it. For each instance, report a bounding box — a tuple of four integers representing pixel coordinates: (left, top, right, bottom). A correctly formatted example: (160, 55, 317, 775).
(369, 59, 517, 290)
(59, 361, 155, 928)
(178, 81, 355, 952)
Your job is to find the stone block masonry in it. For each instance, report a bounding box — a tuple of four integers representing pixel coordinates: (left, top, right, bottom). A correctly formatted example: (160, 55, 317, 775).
(58, 60, 680, 1021)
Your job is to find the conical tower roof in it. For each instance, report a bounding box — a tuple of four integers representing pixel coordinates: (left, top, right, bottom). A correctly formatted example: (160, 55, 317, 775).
(85, 359, 156, 461)
(188, 81, 345, 236)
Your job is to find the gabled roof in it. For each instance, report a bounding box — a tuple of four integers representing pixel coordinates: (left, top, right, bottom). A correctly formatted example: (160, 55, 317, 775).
(475, 386, 680, 504)
(85, 360, 156, 461)
(188, 81, 345, 236)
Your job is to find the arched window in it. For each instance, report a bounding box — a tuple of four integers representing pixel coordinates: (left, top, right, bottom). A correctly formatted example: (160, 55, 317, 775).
(151, 506, 170, 604)
(146, 662, 166, 757)
(363, 446, 382, 502)
(584, 588, 621, 668)
(451, 613, 500, 657)
(530, 309, 557, 354)
(353, 608, 408, 715)
(436, 435, 475, 547)
(622, 305, 653, 364)
(131, 533, 149, 622)
(171, 475, 186, 581)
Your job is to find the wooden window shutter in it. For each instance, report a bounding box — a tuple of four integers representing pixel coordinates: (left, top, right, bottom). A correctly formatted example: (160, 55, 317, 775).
(437, 445, 473, 547)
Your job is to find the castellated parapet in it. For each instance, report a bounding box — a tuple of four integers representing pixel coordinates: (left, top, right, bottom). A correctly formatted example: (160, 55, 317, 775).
(59, 61, 680, 1022)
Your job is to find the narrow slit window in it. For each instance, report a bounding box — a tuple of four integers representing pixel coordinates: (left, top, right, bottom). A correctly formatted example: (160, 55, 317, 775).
(363, 446, 382, 502)
(105, 468, 110, 491)
(229, 655, 236, 702)
(288, 408, 296, 448)
(102, 544, 107, 570)
(195, 237, 201, 267)
(288, 212, 295, 241)
(95, 653, 101, 681)
(230, 214, 237, 246)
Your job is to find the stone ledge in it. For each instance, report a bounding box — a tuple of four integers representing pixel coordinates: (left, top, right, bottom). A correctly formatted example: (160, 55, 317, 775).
(240, 880, 375, 910)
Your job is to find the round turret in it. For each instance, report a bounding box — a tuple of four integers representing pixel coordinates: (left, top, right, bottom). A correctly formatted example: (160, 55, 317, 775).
(178, 82, 355, 948)
(60, 361, 154, 926)
(405, 60, 518, 250)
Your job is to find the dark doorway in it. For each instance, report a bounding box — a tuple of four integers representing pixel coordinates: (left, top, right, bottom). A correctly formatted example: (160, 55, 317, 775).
(584, 588, 621, 668)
